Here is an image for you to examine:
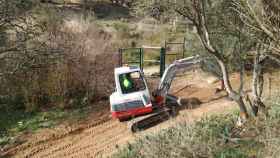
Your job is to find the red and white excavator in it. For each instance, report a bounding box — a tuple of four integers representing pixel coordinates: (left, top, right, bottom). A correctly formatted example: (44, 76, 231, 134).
(110, 55, 202, 132)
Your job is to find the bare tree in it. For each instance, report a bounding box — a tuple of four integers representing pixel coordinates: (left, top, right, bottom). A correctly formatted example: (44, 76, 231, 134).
(245, 43, 267, 116)
(233, 0, 280, 115)
(174, 0, 249, 120)
(233, 0, 280, 54)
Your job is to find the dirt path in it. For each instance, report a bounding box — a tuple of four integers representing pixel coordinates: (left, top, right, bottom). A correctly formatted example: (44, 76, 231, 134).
(3, 70, 240, 158)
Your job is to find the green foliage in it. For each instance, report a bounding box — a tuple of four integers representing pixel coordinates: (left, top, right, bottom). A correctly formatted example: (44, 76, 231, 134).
(215, 147, 248, 158)
(132, 0, 258, 73)
(268, 103, 280, 119)
(194, 115, 236, 142)
(113, 114, 236, 158)
(113, 99, 280, 158)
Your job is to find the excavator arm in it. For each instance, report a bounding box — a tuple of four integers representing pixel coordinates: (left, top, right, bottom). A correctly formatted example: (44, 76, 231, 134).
(156, 55, 202, 103)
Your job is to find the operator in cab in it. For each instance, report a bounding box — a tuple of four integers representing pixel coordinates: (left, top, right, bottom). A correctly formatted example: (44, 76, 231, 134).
(120, 73, 134, 93)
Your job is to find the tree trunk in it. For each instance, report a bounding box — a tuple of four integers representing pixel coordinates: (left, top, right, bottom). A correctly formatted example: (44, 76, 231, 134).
(83, 0, 88, 20)
(251, 51, 266, 116)
(216, 58, 249, 119)
(197, 21, 249, 119)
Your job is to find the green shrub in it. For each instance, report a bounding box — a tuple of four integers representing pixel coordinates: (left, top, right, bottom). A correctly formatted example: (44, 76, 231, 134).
(113, 99, 280, 158)
(113, 114, 239, 158)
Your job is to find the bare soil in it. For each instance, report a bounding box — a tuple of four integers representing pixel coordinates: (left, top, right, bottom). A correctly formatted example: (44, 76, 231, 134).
(2, 70, 259, 158)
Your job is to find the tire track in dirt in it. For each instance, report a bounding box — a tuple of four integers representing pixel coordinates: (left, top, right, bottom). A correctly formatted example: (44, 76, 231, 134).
(46, 121, 129, 158)
(16, 118, 133, 158)
(3, 110, 112, 158)
(11, 99, 235, 158)
(64, 127, 128, 158)
(37, 120, 120, 157)
(23, 101, 235, 158)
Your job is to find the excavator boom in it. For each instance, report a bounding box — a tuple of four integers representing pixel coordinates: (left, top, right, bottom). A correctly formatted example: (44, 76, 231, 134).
(157, 55, 202, 101)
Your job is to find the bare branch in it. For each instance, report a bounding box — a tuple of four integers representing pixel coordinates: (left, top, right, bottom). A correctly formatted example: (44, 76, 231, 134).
(267, 54, 280, 65)
(245, 0, 276, 42)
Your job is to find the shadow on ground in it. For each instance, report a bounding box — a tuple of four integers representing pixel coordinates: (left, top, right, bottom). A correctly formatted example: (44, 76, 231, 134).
(128, 96, 208, 132)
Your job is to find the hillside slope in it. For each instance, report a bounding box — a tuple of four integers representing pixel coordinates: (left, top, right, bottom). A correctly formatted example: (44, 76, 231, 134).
(2, 70, 240, 158)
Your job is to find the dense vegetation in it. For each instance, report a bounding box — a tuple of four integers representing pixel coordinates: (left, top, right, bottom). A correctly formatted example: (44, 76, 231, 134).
(0, 0, 280, 156)
(0, 0, 186, 148)
(0, 0, 119, 147)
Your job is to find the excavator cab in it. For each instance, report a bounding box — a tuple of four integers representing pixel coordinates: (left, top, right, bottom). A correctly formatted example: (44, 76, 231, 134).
(119, 72, 146, 94)
(110, 66, 153, 120)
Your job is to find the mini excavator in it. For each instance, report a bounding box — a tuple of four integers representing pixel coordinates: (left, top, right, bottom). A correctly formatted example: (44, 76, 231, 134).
(110, 55, 202, 132)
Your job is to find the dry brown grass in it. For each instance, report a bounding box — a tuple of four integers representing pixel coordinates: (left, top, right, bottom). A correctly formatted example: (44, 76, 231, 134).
(45, 17, 118, 108)
(0, 16, 119, 111)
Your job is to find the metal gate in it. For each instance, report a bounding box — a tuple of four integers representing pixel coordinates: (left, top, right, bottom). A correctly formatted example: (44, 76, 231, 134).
(118, 47, 166, 77)
(164, 38, 186, 65)
(118, 48, 143, 71)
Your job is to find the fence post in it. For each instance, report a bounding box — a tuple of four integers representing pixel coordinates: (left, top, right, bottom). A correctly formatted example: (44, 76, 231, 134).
(118, 48, 122, 67)
(183, 37, 186, 58)
(140, 48, 144, 71)
(160, 47, 166, 77)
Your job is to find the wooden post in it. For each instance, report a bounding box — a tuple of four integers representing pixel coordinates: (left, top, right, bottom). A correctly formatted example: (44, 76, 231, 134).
(160, 47, 166, 77)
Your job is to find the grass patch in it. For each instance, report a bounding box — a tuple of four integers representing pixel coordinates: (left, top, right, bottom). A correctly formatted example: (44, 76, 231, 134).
(113, 101, 280, 158)
(0, 106, 90, 147)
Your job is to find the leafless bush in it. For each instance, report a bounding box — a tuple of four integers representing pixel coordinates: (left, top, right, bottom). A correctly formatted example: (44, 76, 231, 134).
(0, 14, 119, 111)
(42, 17, 118, 109)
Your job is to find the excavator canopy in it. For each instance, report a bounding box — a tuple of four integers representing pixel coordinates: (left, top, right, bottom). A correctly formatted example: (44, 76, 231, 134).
(119, 71, 146, 94)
